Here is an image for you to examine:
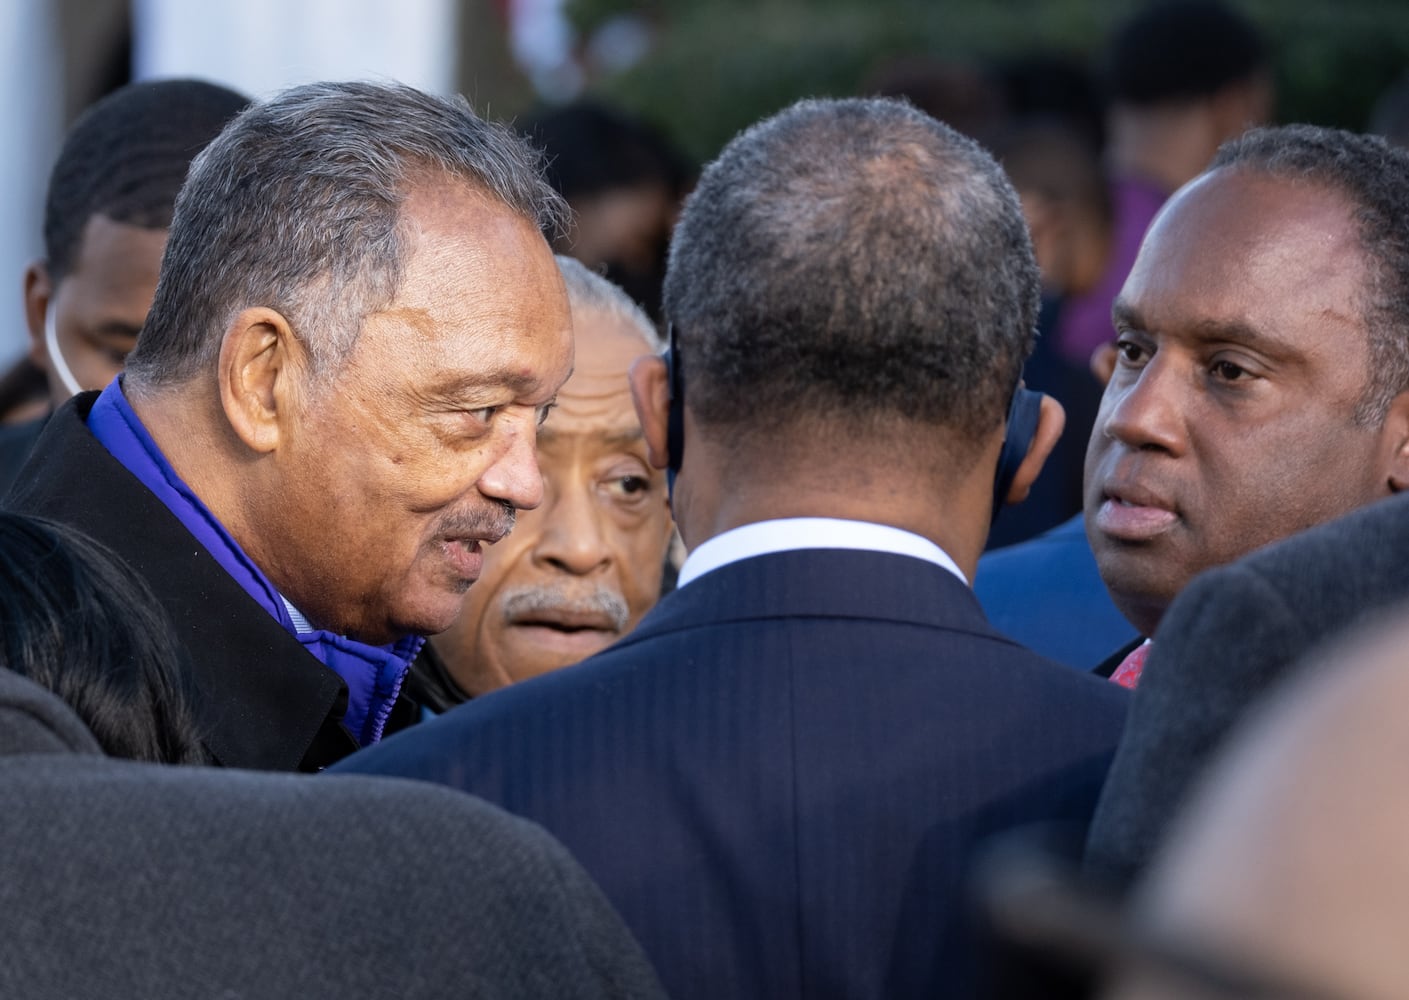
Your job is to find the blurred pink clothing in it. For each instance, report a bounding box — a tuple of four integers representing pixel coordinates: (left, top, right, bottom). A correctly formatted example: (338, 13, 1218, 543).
(1053, 174, 1168, 366)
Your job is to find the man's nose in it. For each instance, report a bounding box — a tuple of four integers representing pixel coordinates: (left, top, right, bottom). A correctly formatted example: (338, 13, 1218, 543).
(1100, 354, 1188, 456)
(533, 480, 612, 576)
(477, 420, 545, 512)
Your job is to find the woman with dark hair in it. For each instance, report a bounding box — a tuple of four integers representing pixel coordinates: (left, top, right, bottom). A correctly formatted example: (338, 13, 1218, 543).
(0, 512, 205, 763)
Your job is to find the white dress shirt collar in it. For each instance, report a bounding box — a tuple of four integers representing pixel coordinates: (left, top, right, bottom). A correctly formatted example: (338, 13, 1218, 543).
(675, 517, 968, 590)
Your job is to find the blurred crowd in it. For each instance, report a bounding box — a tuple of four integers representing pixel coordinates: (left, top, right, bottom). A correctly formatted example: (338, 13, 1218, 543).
(4, 2, 1409, 998)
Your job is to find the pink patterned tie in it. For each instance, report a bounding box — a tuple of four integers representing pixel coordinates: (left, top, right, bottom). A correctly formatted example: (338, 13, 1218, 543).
(1110, 641, 1150, 689)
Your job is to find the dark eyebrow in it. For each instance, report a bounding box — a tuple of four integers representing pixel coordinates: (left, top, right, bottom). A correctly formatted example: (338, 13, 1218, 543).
(89, 322, 143, 341)
(1185, 318, 1290, 356)
(1111, 300, 1296, 358)
(1110, 298, 1137, 332)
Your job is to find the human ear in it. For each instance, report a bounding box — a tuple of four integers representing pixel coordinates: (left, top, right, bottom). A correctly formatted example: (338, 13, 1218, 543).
(1383, 390, 1409, 492)
(629, 354, 671, 471)
(1003, 394, 1066, 505)
(22, 261, 51, 369)
(1090, 341, 1118, 387)
(217, 307, 302, 454)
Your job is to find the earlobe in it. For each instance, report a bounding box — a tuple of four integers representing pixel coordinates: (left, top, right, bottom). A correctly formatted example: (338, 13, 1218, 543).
(1004, 394, 1066, 505)
(1384, 391, 1409, 493)
(1090, 341, 1118, 387)
(22, 261, 51, 368)
(629, 354, 671, 470)
(218, 307, 300, 454)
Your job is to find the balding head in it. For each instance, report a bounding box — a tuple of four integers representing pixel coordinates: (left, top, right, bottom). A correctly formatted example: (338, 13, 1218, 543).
(663, 96, 1039, 452)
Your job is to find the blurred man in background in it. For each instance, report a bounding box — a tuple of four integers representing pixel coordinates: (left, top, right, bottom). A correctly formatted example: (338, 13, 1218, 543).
(521, 100, 691, 321)
(0, 78, 250, 491)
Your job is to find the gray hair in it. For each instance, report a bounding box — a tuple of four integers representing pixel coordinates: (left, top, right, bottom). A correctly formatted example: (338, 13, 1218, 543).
(125, 80, 569, 389)
(1211, 124, 1409, 424)
(556, 256, 663, 351)
(662, 96, 1038, 443)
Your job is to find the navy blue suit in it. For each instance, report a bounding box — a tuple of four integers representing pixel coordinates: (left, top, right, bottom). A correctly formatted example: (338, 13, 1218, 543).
(336, 547, 1129, 999)
(976, 514, 1140, 669)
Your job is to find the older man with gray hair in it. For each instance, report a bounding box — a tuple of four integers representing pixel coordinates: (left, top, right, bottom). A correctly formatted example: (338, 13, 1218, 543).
(5, 81, 574, 772)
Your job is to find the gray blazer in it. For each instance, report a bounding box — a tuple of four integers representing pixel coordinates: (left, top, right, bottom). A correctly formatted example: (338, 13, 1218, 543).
(0, 667, 664, 999)
(1085, 490, 1409, 887)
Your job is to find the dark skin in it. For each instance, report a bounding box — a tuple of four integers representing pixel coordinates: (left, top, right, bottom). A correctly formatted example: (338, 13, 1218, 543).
(1085, 167, 1409, 637)
(629, 356, 1064, 587)
(135, 182, 574, 644)
(23, 216, 167, 404)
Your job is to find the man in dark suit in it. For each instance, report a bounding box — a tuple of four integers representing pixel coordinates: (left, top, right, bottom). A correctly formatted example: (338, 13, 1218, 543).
(335, 96, 1129, 1000)
(4, 82, 575, 771)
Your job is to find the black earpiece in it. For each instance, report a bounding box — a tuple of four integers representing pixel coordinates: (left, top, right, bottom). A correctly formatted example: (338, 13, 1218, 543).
(992, 386, 1042, 522)
(664, 324, 685, 497)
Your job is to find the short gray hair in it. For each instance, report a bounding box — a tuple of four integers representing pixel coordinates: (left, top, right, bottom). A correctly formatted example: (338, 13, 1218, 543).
(556, 256, 662, 351)
(662, 96, 1038, 443)
(126, 80, 568, 389)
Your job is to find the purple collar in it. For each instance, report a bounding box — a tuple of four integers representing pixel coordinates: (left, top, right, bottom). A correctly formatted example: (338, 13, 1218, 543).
(87, 378, 421, 746)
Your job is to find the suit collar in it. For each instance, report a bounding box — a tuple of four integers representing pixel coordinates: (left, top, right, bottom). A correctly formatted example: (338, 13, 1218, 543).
(630, 548, 1008, 650)
(1094, 636, 1146, 679)
(678, 517, 967, 589)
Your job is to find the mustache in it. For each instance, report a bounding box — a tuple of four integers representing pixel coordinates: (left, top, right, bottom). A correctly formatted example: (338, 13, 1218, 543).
(500, 585, 630, 631)
(435, 500, 517, 543)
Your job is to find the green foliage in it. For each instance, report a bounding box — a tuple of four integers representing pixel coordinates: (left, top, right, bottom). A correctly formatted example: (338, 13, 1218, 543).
(566, 0, 1409, 166)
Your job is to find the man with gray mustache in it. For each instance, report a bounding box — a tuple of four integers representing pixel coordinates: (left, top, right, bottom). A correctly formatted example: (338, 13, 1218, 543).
(408, 256, 674, 706)
(4, 82, 576, 771)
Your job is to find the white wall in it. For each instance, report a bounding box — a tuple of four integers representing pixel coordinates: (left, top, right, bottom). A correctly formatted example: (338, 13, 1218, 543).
(131, 0, 459, 97)
(0, 0, 62, 364)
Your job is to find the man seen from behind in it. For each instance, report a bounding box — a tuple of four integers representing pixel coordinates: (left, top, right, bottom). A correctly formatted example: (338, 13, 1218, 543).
(336, 96, 1129, 1000)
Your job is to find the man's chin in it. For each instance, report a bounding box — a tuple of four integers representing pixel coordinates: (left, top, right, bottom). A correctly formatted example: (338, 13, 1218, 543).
(1089, 551, 1182, 638)
(503, 625, 619, 679)
(389, 596, 472, 642)
(1105, 584, 1175, 640)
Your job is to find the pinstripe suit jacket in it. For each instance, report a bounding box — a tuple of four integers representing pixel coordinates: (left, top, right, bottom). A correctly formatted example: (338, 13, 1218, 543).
(335, 547, 1129, 999)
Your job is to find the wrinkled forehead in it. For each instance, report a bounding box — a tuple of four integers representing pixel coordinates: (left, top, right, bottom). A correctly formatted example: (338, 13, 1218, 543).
(530, 308, 651, 447)
(357, 183, 572, 402)
(568, 307, 656, 376)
